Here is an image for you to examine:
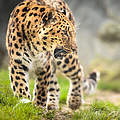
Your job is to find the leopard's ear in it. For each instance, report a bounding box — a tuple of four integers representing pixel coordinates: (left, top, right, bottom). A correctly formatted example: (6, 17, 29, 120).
(31, 0, 46, 5)
(38, 0, 75, 25)
(42, 8, 57, 26)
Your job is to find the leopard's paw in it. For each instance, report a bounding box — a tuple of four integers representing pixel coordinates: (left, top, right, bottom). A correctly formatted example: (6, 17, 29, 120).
(67, 94, 83, 110)
(47, 104, 58, 110)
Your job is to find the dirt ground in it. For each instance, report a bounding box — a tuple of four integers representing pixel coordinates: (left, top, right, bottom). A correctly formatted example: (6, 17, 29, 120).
(86, 90, 120, 106)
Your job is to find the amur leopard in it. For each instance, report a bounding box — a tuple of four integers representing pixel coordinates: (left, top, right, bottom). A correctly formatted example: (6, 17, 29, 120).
(6, 0, 100, 110)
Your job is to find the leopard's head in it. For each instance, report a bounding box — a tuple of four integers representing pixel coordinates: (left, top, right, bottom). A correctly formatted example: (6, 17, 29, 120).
(39, 9, 77, 58)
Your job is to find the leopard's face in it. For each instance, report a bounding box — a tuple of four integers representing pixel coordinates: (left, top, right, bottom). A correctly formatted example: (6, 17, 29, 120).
(36, 9, 77, 57)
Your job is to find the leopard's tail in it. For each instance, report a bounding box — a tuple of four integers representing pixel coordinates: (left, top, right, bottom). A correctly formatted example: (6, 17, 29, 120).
(82, 70, 100, 94)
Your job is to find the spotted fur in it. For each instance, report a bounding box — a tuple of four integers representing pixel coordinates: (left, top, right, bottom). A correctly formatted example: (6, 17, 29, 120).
(6, 0, 100, 110)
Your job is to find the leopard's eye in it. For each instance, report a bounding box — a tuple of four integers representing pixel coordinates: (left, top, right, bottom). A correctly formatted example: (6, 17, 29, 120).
(71, 47, 76, 53)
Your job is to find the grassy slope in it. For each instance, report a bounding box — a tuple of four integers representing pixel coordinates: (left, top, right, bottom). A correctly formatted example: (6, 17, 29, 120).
(0, 70, 120, 120)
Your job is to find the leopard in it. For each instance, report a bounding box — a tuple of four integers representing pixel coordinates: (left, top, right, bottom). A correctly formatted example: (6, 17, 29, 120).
(6, 0, 100, 110)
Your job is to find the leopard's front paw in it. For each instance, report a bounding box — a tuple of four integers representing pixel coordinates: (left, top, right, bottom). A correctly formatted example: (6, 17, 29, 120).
(47, 104, 58, 110)
(67, 95, 83, 110)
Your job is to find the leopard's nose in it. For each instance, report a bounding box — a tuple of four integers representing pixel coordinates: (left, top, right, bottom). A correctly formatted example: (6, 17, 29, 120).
(54, 46, 69, 59)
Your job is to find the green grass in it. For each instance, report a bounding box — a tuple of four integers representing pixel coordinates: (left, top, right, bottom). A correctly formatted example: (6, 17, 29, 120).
(72, 101, 120, 120)
(57, 73, 69, 103)
(0, 70, 120, 120)
(0, 70, 55, 120)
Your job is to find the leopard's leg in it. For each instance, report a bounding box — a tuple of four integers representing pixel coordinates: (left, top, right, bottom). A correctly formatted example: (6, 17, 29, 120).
(32, 72, 48, 108)
(31, 55, 54, 110)
(9, 59, 31, 100)
(32, 60, 50, 108)
(47, 61, 60, 110)
(55, 52, 84, 110)
(32, 62, 60, 110)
